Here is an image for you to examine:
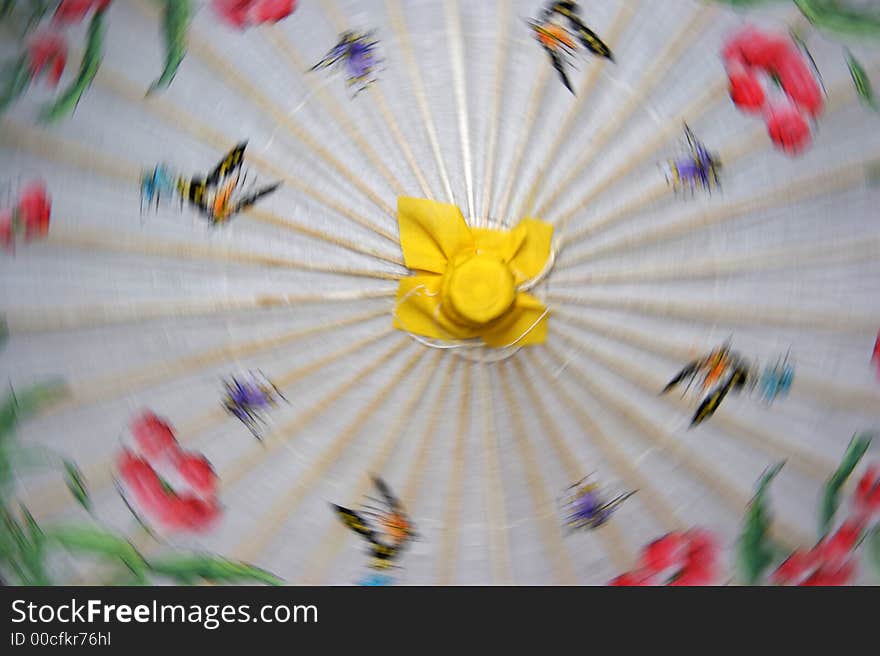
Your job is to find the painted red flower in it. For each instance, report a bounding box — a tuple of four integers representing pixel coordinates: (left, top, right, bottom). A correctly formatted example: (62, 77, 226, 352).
(53, 0, 112, 24)
(27, 32, 68, 87)
(609, 570, 653, 586)
(611, 529, 718, 586)
(723, 26, 823, 156)
(772, 520, 863, 586)
(765, 104, 811, 155)
(174, 453, 217, 497)
(641, 533, 686, 571)
(117, 410, 221, 533)
(727, 69, 765, 113)
(855, 465, 880, 516)
(117, 451, 221, 533)
(873, 333, 880, 378)
(131, 411, 177, 459)
(0, 209, 14, 253)
(723, 27, 822, 117)
(16, 182, 51, 241)
(212, 0, 297, 29)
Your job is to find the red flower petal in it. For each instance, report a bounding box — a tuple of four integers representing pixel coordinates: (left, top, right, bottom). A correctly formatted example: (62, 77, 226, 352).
(856, 466, 880, 506)
(131, 411, 177, 458)
(728, 70, 765, 112)
(175, 453, 217, 496)
(684, 529, 717, 570)
(16, 182, 51, 240)
(27, 32, 68, 85)
(822, 521, 862, 564)
(771, 550, 812, 585)
(774, 55, 823, 118)
(54, 0, 97, 24)
(212, 0, 253, 28)
(0, 209, 16, 253)
(117, 449, 220, 533)
(765, 104, 811, 155)
(641, 533, 686, 572)
(213, 0, 295, 28)
(249, 0, 296, 23)
(610, 570, 654, 586)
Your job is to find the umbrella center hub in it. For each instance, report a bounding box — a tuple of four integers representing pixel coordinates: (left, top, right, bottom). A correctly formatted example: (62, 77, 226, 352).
(443, 252, 515, 326)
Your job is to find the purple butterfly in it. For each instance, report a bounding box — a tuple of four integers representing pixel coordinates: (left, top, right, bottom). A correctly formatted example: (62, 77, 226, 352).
(222, 371, 287, 442)
(662, 124, 722, 195)
(310, 31, 381, 95)
(561, 475, 636, 532)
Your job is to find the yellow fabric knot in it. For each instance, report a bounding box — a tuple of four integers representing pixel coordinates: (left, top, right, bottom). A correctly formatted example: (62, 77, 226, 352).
(394, 197, 553, 348)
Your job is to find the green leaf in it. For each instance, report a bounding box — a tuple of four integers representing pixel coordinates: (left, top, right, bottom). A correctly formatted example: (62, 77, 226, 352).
(19, 504, 41, 544)
(0, 316, 8, 352)
(147, 0, 191, 94)
(0, 380, 68, 441)
(22, 0, 54, 35)
(0, 55, 32, 116)
(18, 504, 48, 585)
(737, 462, 785, 585)
(1, 504, 27, 556)
(62, 459, 91, 511)
(869, 525, 880, 579)
(820, 433, 873, 536)
(846, 50, 878, 112)
(794, 0, 880, 40)
(39, 7, 105, 124)
(0, 0, 16, 20)
(46, 525, 148, 580)
(147, 554, 283, 586)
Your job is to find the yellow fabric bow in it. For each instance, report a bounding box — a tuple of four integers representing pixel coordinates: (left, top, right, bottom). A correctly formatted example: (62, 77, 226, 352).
(394, 197, 553, 348)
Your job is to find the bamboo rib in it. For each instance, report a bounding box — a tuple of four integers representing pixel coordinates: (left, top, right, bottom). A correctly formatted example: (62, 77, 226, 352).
(47, 225, 401, 280)
(497, 364, 578, 585)
(188, 53, 395, 222)
(552, 79, 726, 231)
(4, 288, 395, 335)
(369, 86, 436, 200)
(0, 119, 404, 269)
(229, 341, 420, 563)
(23, 325, 396, 521)
(264, 27, 407, 197)
(495, 66, 551, 225)
(296, 350, 444, 585)
(556, 64, 876, 257)
(320, 0, 435, 200)
(401, 356, 459, 505)
(127, 338, 418, 576)
(436, 360, 472, 584)
(10, 64, 403, 256)
(479, 0, 509, 227)
(548, 291, 878, 334)
(551, 236, 880, 288)
(446, 0, 476, 220)
(216, 337, 412, 496)
(524, 348, 685, 533)
(33, 308, 389, 421)
(511, 357, 636, 572)
(386, 0, 456, 204)
(536, 5, 718, 220)
(130, 0, 397, 222)
(553, 313, 836, 481)
(518, 2, 637, 220)
(1, 119, 139, 182)
(545, 336, 812, 549)
(478, 362, 513, 584)
(553, 308, 880, 421)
